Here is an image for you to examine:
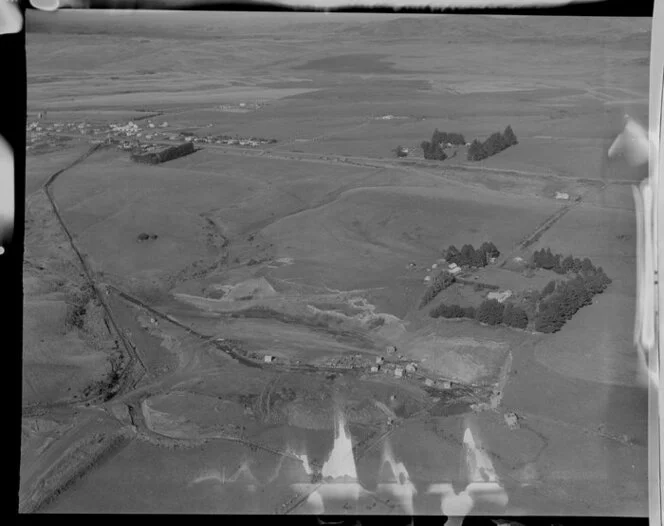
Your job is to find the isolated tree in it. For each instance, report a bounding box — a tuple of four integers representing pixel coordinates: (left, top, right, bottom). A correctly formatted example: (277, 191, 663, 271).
(503, 125, 518, 146)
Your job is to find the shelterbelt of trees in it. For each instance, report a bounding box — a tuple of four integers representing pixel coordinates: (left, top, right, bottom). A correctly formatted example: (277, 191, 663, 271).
(443, 242, 500, 268)
(421, 129, 466, 160)
(428, 248, 611, 334)
(412, 126, 517, 162)
(467, 125, 518, 161)
(530, 249, 612, 333)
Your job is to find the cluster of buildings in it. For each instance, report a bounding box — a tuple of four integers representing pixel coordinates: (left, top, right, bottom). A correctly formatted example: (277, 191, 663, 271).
(179, 135, 276, 148)
(26, 117, 277, 154)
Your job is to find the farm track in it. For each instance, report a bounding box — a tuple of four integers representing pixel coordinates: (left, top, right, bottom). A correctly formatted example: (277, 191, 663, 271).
(40, 144, 148, 397)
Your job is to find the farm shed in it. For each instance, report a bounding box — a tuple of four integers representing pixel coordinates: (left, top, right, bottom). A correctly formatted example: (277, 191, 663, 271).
(131, 142, 195, 165)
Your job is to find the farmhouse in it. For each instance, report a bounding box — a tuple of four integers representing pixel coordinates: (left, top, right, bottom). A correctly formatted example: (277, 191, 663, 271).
(370, 366, 380, 373)
(264, 355, 275, 363)
(487, 290, 513, 303)
(394, 367, 404, 378)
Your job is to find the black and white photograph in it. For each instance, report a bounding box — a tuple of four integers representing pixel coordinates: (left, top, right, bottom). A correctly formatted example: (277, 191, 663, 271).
(14, 0, 658, 519)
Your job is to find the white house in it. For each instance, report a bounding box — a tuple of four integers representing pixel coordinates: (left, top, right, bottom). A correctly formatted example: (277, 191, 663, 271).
(264, 355, 275, 363)
(370, 366, 380, 373)
(448, 263, 458, 270)
(405, 363, 417, 374)
(487, 290, 513, 303)
(555, 191, 570, 200)
(394, 367, 404, 378)
(449, 266, 462, 275)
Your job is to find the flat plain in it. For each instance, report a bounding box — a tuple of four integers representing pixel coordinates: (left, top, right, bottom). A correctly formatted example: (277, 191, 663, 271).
(21, 10, 650, 518)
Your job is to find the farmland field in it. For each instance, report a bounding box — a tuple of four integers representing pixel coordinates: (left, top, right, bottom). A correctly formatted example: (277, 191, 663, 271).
(21, 10, 649, 519)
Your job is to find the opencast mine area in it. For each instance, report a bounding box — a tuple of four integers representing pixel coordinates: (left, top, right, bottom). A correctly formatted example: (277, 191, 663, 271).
(21, 11, 650, 517)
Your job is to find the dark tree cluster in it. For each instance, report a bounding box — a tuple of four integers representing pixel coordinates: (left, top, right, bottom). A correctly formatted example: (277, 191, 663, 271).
(421, 139, 447, 161)
(430, 299, 528, 329)
(532, 248, 600, 276)
(466, 125, 518, 161)
(421, 129, 466, 161)
(431, 129, 466, 146)
(534, 273, 610, 333)
(430, 303, 471, 319)
(443, 242, 500, 268)
(419, 271, 456, 308)
(393, 145, 408, 158)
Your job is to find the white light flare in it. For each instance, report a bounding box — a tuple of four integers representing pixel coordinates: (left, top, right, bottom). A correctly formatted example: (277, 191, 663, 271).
(321, 410, 358, 481)
(0, 0, 22, 34)
(376, 439, 417, 516)
(428, 427, 508, 521)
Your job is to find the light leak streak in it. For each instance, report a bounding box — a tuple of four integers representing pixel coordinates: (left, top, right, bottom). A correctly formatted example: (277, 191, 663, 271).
(0, 135, 14, 249)
(376, 439, 417, 516)
(428, 427, 508, 521)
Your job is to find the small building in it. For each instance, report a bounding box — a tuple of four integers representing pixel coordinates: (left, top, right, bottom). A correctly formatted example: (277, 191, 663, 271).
(370, 366, 380, 373)
(449, 266, 462, 275)
(425, 378, 435, 387)
(431, 263, 438, 269)
(405, 363, 417, 374)
(376, 357, 385, 365)
(504, 412, 520, 430)
(555, 191, 570, 200)
(424, 276, 432, 283)
(264, 355, 275, 363)
(487, 290, 513, 303)
(441, 380, 452, 389)
(386, 345, 397, 355)
(448, 263, 458, 270)
(394, 367, 404, 378)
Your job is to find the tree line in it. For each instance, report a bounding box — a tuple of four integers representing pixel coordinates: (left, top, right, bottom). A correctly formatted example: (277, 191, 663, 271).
(420, 129, 466, 160)
(467, 125, 518, 161)
(419, 271, 456, 308)
(532, 250, 612, 333)
(430, 298, 529, 329)
(428, 248, 611, 333)
(443, 242, 500, 268)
